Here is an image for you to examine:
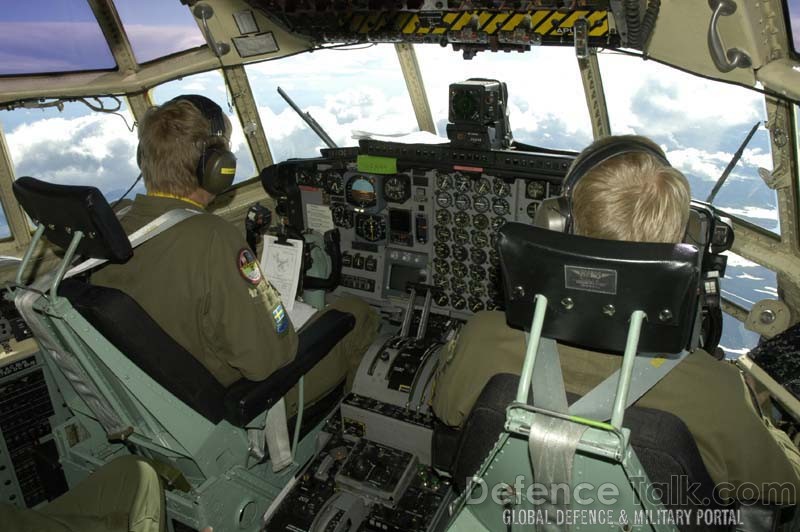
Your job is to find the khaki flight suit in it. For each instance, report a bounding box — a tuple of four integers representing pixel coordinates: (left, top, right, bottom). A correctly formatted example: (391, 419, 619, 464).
(92, 195, 378, 411)
(1, 455, 164, 532)
(432, 310, 800, 504)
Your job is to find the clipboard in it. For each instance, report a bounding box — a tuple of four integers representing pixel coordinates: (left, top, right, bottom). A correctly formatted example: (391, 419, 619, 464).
(261, 234, 303, 312)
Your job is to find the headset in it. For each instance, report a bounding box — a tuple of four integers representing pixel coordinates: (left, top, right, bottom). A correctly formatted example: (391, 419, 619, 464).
(534, 137, 671, 234)
(137, 94, 237, 195)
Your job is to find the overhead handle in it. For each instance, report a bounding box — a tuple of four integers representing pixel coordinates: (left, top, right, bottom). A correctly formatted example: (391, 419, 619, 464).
(707, 0, 752, 73)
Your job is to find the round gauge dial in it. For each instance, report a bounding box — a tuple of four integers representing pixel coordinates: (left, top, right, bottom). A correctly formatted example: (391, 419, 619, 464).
(433, 258, 450, 275)
(451, 295, 467, 311)
(454, 193, 471, 211)
(346, 175, 378, 208)
(471, 248, 487, 265)
(450, 277, 466, 292)
(356, 214, 386, 242)
(324, 171, 345, 195)
(436, 209, 452, 225)
(472, 195, 490, 213)
(434, 291, 449, 307)
(493, 179, 511, 197)
(454, 212, 470, 228)
(436, 172, 453, 190)
(491, 216, 506, 232)
(469, 284, 485, 299)
(473, 214, 489, 231)
(489, 249, 500, 266)
(474, 177, 491, 195)
(433, 274, 448, 288)
(452, 245, 468, 262)
(469, 264, 485, 282)
(331, 203, 353, 228)
(452, 262, 467, 278)
(526, 181, 546, 200)
(488, 267, 500, 285)
(435, 225, 451, 241)
(527, 201, 540, 220)
(434, 242, 450, 259)
(468, 298, 485, 313)
(472, 231, 489, 248)
(383, 174, 411, 203)
(492, 199, 510, 216)
(435, 191, 452, 208)
(454, 174, 471, 193)
(490, 233, 498, 249)
(453, 228, 469, 245)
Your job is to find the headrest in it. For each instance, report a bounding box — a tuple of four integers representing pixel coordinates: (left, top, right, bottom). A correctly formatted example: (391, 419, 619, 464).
(498, 223, 701, 354)
(13, 177, 132, 263)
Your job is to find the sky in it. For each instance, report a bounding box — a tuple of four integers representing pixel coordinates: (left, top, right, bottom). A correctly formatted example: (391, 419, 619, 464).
(0, 42, 785, 355)
(0, 0, 204, 75)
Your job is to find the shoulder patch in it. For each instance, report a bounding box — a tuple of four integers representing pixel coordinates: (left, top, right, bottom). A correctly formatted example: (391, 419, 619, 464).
(272, 303, 289, 334)
(237, 248, 262, 285)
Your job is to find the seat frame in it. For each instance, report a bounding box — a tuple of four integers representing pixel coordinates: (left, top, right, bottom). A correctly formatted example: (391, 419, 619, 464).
(10, 217, 338, 532)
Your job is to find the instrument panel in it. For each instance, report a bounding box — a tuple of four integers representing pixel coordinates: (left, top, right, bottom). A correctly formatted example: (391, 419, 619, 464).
(289, 140, 573, 318)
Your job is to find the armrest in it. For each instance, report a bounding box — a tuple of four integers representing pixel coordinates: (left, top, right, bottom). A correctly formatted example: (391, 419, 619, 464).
(223, 309, 355, 427)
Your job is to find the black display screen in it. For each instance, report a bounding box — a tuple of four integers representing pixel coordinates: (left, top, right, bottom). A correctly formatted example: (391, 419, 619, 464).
(389, 209, 411, 233)
(388, 264, 427, 292)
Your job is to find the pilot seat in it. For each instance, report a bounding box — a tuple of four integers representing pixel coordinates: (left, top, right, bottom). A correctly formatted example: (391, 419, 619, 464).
(8, 176, 355, 532)
(441, 221, 771, 531)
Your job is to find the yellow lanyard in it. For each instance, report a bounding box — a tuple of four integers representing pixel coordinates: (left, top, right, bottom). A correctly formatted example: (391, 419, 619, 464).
(148, 192, 205, 210)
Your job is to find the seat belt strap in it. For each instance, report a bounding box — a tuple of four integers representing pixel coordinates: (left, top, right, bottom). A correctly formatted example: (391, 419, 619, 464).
(569, 350, 690, 422)
(525, 336, 586, 531)
(66, 208, 201, 277)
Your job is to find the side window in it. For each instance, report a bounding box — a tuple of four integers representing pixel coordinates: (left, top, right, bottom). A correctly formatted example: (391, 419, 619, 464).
(245, 45, 418, 162)
(152, 71, 257, 183)
(2, 99, 140, 204)
(598, 52, 780, 236)
(718, 252, 778, 358)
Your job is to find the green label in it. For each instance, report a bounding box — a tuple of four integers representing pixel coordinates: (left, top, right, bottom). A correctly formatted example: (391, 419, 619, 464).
(357, 155, 397, 174)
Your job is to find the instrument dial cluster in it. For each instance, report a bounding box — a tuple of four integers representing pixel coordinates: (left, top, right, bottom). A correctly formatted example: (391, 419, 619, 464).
(432, 173, 527, 314)
(431, 172, 556, 314)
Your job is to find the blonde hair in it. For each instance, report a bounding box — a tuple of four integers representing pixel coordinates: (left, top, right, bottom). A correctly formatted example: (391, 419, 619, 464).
(571, 136, 691, 244)
(137, 99, 226, 196)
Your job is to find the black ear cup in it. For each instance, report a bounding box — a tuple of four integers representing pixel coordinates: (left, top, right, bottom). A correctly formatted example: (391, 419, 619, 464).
(545, 137, 672, 233)
(197, 144, 238, 195)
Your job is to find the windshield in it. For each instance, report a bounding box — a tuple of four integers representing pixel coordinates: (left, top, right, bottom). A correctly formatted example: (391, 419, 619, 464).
(0, 0, 115, 76)
(245, 45, 418, 162)
(415, 45, 593, 151)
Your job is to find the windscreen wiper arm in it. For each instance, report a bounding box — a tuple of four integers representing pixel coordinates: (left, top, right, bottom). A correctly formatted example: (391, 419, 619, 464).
(705, 121, 760, 204)
(277, 87, 338, 149)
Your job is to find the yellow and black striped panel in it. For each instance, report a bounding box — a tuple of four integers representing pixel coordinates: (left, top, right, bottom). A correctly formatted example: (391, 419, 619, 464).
(333, 10, 609, 38)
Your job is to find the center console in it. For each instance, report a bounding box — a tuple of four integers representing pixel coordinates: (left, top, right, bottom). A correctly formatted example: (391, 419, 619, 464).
(260, 137, 573, 531)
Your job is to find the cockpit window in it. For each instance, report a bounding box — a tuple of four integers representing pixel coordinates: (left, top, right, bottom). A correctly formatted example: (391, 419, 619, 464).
(598, 52, 780, 236)
(0, 0, 116, 76)
(152, 70, 257, 184)
(0, 202, 11, 240)
(414, 45, 593, 152)
(786, 0, 800, 55)
(245, 45, 418, 162)
(114, 0, 206, 64)
(2, 99, 139, 203)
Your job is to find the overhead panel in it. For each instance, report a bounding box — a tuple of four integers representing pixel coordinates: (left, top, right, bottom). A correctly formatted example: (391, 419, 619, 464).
(246, 1, 616, 58)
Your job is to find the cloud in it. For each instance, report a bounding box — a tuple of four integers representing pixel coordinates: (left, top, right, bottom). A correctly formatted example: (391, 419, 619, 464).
(719, 206, 778, 222)
(6, 112, 138, 198)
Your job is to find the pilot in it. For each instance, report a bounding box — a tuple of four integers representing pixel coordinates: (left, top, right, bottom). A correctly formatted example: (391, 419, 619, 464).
(432, 135, 800, 503)
(92, 95, 378, 413)
(1, 455, 164, 532)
